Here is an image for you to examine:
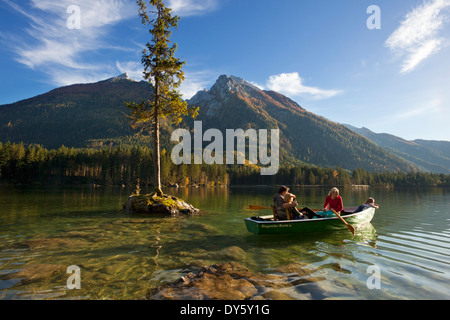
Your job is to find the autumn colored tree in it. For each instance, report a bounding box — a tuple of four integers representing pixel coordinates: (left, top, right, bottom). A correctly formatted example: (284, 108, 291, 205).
(126, 0, 198, 195)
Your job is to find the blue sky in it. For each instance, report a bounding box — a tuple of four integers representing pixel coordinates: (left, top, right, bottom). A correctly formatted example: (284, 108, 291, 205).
(1, 0, 450, 141)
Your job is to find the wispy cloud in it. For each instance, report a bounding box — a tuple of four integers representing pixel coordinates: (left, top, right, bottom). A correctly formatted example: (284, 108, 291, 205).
(392, 95, 443, 120)
(248, 81, 264, 90)
(180, 70, 217, 99)
(266, 72, 342, 100)
(385, 0, 450, 73)
(167, 0, 219, 17)
(116, 60, 144, 81)
(115, 58, 218, 99)
(2, 0, 136, 85)
(2, 0, 220, 86)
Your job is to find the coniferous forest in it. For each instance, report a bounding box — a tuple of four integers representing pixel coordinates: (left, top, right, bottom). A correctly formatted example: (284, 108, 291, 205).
(1, 142, 449, 188)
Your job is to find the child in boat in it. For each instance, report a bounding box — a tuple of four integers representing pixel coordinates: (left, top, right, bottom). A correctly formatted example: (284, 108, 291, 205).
(283, 193, 306, 220)
(353, 197, 379, 213)
(284, 193, 325, 219)
(323, 187, 344, 213)
(365, 197, 379, 208)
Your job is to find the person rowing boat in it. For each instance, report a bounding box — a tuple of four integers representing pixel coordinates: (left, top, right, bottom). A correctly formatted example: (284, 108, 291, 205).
(323, 187, 344, 213)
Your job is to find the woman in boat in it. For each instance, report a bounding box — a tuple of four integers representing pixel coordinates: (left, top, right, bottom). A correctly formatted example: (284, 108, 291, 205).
(323, 187, 344, 213)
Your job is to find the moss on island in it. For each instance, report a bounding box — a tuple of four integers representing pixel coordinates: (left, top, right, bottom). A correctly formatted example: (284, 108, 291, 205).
(123, 192, 199, 215)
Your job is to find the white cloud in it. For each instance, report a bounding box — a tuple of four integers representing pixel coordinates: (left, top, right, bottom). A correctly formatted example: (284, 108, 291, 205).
(392, 95, 443, 120)
(2, 0, 136, 85)
(167, 0, 219, 17)
(116, 60, 144, 81)
(3, 0, 220, 87)
(115, 60, 218, 99)
(266, 72, 342, 100)
(248, 81, 265, 90)
(179, 70, 217, 99)
(385, 0, 450, 73)
(29, 0, 136, 28)
(48, 69, 114, 86)
(115, 61, 217, 99)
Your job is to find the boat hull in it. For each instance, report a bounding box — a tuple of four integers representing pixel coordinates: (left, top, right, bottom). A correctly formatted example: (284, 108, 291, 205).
(244, 208, 375, 235)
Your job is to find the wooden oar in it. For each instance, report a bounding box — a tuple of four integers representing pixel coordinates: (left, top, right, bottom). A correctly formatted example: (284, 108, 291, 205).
(332, 209, 355, 235)
(250, 205, 323, 212)
(249, 205, 272, 210)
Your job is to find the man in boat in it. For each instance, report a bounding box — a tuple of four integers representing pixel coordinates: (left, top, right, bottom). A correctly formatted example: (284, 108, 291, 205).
(273, 186, 298, 220)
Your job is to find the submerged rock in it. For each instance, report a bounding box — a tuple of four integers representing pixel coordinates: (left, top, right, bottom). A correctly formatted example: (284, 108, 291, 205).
(123, 193, 200, 215)
(213, 246, 247, 261)
(147, 260, 334, 300)
(147, 262, 296, 300)
(5, 237, 92, 251)
(148, 262, 259, 300)
(262, 290, 296, 300)
(1, 264, 67, 285)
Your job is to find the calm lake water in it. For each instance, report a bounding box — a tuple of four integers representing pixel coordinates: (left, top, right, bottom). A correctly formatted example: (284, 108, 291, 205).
(0, 185, 449, 300)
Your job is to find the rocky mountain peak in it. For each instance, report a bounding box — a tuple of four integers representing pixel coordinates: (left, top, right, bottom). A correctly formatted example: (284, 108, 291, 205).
(211, 75, 261, 94)
(104, 73, 136, 83)
(188, 74, 262, 115)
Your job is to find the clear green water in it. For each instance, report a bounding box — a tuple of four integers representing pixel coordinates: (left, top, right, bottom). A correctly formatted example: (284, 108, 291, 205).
(0, 185, 449, 300)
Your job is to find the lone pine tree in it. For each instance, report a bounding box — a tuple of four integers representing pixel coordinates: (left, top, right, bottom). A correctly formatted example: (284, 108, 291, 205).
(126, 0, 198, 195)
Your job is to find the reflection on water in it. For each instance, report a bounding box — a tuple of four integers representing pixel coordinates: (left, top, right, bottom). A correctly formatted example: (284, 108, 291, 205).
(0, 185, 449, 300)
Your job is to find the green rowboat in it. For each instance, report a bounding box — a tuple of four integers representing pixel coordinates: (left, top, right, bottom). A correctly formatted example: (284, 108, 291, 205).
(244, 207, 376, 234)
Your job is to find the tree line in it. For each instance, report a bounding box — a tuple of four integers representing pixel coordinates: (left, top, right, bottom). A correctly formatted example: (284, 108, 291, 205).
(228, 165, 450, 187)
(0, 142, 449, 187)
(0, 142, 227, 187)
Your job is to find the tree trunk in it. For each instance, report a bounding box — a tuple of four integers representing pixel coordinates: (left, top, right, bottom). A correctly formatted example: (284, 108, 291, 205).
(154, 80, 163, 196)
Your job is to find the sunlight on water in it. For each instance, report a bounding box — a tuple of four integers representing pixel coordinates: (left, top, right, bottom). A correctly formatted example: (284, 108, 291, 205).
(0, 185, 449, 300)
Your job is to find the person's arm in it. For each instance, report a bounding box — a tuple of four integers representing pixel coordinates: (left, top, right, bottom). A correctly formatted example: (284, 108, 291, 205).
(283, 201, 298, 208)
(323, 196, 330, 211)
(336, 196, 344, 213)
(275, 196, 296, 209)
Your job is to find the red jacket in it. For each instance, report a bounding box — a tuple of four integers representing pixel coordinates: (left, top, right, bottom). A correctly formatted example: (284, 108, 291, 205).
(324, 195, 343, 212)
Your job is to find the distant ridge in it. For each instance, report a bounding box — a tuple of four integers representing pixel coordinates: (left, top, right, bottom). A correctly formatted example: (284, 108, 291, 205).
(0, 74, 154, 148)
(344, 124, 450, 173)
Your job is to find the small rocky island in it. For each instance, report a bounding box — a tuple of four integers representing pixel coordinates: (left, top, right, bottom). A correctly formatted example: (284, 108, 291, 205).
(123, 192, 200, 215)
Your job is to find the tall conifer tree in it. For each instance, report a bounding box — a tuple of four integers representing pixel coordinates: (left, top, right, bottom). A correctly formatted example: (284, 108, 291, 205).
(126, 0, 198, 195)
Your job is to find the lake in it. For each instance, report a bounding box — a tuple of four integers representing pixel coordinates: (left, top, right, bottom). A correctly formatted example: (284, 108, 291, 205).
(0, 185, 449, 300)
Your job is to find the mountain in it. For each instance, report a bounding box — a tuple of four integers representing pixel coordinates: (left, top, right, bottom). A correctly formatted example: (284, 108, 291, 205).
(344, 125, 450, 173)
(0, 73, 154, 149)
(187, 75, 415, 172)
(0, 73, 417, 172)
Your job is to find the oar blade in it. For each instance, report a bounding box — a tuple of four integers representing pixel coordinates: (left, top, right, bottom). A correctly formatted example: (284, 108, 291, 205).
(347, 224, 356, 236)
(249, 205, 271, 210)
(332, 209, 356, 236)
